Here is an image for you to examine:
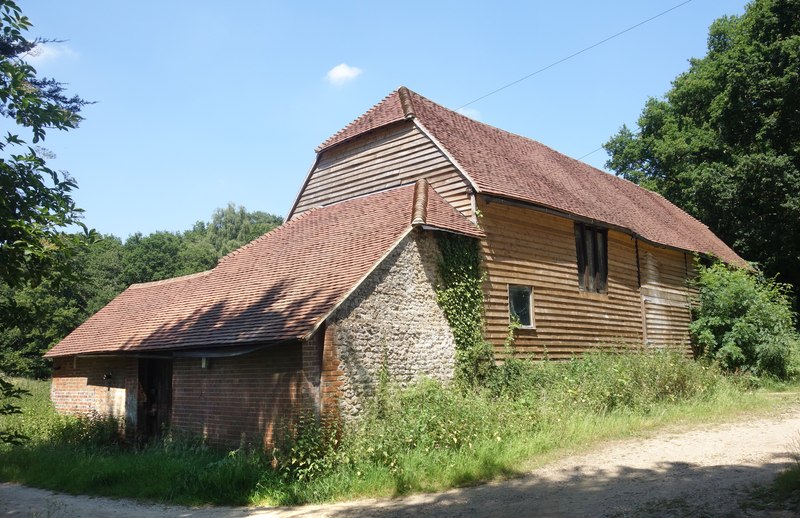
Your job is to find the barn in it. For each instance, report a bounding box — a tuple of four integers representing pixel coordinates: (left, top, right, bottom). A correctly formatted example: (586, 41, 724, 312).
(46, 87, 743, 447)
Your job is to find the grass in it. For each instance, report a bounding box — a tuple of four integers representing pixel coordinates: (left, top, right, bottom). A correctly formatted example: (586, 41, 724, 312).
(0, 351, 796, 507)
(746, 467, 800, 512)
(744, 430, 800, 513)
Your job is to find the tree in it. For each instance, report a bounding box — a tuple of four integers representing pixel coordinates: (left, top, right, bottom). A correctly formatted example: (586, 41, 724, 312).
(604, 0, 800, 299)
(203, 202, 283, 258)
(0, 0, 90, 288)
(121, 231, 185, 285)
(0, 0, 88, 443)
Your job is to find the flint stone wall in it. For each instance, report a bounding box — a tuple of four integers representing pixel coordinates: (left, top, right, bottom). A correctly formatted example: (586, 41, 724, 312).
(327, 230, 456, 418)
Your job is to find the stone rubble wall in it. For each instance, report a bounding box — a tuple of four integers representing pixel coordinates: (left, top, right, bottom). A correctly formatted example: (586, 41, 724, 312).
(327, 230, 456, 418)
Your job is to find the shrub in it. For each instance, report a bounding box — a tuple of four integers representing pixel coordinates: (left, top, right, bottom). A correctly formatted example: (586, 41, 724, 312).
(690, 262, 800, 379)
(353, 378, 511, 457)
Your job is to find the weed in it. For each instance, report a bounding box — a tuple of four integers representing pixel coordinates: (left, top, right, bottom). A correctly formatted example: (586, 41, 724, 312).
(0, 353, 787, 507)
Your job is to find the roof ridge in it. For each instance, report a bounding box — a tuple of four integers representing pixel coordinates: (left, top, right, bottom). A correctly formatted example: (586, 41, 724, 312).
(217, 207, 325, 265)
(315, 89, 403, 152)
(410, 178, 428, 226)
(398, 86, 416, 119)
(129, 270, 211, 289)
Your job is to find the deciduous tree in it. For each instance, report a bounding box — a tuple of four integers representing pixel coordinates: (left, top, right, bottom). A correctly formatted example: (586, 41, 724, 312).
(0, 0, 90, 287)
(604, 0, 800, 298)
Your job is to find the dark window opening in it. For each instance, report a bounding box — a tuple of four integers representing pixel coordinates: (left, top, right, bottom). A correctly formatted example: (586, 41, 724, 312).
(509, 284, 534, 328)
(574, 223, 608, 293)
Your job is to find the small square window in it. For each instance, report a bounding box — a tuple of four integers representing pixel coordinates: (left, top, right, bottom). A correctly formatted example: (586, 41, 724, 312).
(508, 285, 534, 328)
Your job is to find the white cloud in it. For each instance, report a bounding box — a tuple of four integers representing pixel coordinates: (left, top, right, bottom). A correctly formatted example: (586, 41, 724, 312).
(25, 43, 78, 65)
(325, 63, 362, 85)
(456, 107, 481, 120)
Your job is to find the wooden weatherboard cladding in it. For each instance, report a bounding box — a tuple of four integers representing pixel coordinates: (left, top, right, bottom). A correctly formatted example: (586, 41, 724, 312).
(478, 197, 696, 359)
(638, 241, 695, 348)
(291, 121, 472, 219)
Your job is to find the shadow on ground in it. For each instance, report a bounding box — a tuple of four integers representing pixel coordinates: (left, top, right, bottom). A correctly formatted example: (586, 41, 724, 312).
(310, 455, 798, 518)
(1, 453, 797, 517)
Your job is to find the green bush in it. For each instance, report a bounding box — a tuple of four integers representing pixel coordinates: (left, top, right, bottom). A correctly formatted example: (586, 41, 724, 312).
(690, 262, 800, 379)
(488, 349, 721, 413)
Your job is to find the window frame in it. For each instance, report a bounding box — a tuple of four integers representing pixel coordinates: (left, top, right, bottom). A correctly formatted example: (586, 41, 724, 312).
(574, 223, 608, 293)
(508, 284, 535, 329)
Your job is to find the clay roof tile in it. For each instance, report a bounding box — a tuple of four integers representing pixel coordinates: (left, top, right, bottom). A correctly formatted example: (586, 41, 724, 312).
(46, 183, 481, 357)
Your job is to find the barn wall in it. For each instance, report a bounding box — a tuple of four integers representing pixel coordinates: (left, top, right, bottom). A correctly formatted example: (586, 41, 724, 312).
(171, 344, 307, 448)
(321, 230, 456, 419)
(50, 356, 138, 435)
(292, 122, 472, 219)
(50, 343, 317, 449)
(639, 241, 696, 349)
(480, 198, 642, 358)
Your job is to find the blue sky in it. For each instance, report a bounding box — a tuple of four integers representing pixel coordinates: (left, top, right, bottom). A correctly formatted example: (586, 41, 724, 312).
(22, 0, 749, 239)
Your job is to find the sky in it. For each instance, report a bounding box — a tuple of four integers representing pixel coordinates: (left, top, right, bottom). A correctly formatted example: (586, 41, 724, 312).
(21, 0, 750, 239)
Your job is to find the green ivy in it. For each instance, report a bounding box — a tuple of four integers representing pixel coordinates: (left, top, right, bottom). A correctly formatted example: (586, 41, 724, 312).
(434, 234, 494, 386)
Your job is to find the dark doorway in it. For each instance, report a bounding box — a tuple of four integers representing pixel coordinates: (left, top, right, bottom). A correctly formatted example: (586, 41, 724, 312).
(137, 358, 172, 441)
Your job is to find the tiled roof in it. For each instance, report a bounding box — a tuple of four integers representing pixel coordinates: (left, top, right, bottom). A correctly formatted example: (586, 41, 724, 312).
(318, 88, 744, 266)
(46, 182, 482, 357)
(315, 91, 409, 152)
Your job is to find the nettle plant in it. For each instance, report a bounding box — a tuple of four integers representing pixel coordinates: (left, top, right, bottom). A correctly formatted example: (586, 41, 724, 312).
(690, 262, 800, 380)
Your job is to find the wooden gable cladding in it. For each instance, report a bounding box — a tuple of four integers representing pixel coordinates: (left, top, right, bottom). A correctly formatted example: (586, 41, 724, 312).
(291, 121, 472, 219)
(638, 241, 696, 349)
(478, 198, 644, 359)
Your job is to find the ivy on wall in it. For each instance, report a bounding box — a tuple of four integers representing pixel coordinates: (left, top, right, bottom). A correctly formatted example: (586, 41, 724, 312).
(434, 233, 494, 386)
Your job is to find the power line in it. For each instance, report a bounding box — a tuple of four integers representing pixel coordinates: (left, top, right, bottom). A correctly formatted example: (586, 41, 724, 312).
(458, 0, 694, 109)
(578, 147, 604, 161)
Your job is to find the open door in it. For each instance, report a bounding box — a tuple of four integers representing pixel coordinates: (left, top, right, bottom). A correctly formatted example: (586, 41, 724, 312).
(137, 358, 172, 441)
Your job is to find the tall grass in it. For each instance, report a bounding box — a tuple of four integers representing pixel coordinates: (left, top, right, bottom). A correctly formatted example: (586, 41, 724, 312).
(0, 351, 785, 506)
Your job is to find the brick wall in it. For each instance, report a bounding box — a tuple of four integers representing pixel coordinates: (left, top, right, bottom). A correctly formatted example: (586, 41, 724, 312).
(171, 343, 307, 448)
(320, 325, 345, 420)
(50, 356, 138, 435)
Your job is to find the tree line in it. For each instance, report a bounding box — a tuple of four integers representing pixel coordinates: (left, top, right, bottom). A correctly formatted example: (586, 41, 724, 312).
(0, 204, 282, 378)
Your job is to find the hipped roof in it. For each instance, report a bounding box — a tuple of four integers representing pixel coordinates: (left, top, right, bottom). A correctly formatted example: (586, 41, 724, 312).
(317, 87, 744, 266)
(46, 182, 482, 357)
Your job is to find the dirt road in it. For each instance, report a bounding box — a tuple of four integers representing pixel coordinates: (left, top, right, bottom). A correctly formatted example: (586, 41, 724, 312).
(2, 404, 800, 517)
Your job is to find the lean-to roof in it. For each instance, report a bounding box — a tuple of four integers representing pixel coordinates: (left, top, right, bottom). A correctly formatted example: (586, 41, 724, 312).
(46, 181, 481, 357)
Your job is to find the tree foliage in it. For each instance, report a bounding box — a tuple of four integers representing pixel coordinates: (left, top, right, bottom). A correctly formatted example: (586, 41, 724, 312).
(0, 0, 90, 288)
(0, 205, 283, 378)
(0, 0, 91, 445)
(690, 262, 800, 379)
(604, 0, 800, 297)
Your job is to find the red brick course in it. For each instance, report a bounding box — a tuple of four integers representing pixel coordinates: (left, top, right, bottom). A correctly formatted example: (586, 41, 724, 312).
(320, 325, 345, 421)
(50, 356, 138, 436)
(171, 344, 310, 448)
(50, 341, 324, 449)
